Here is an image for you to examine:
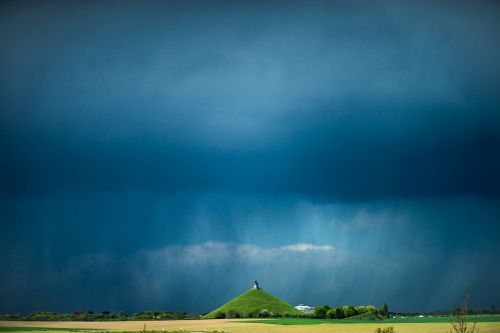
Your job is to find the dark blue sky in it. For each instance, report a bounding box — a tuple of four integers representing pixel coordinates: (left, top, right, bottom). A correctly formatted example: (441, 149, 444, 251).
(1, 0, 500, 314)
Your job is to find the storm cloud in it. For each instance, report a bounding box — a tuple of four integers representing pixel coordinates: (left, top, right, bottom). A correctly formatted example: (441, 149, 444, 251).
(1, 0, 499, 314)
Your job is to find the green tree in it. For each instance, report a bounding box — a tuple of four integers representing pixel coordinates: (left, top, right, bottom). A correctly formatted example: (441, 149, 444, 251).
(248, 308, 260, 318)
(379, 303, 388, 318)
(226, 309, 241, 318)
(259, 309, 270, 318)
(326, 309, 336, 319)
(342, 305, 357, 318)
(356, 306, 368, 314)
(213, 311, 225, 319)
(334, 307, 345, 319)
(313, 305, 331, 319)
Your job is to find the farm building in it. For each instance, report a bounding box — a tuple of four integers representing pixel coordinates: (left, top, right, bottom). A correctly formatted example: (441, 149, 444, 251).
(295, 304, 314, 314)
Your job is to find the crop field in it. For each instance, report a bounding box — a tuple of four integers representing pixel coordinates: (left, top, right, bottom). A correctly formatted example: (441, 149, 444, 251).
(246, 315, 500, 325)
(2, 317, 500, 333)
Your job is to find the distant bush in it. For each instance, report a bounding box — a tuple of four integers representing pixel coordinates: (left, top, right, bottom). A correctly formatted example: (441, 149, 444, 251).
(226, 309, 241, 319)
(247, 308, 260, 318)
(213, 311, 226, 319)
(334, 307, 345, 319)
(128, 311, 199, 320)
(313, 305, 331, 319)
(259, 309, 270, 318)
(374, 327, 394, 333)
(450, 297, 478, 333)
(342, 305, 358, 318)
(379, 303, 389, 318)
(347, 311, 380, 321)
(326, 309, 336, 319)
(356, 306, 368, 314)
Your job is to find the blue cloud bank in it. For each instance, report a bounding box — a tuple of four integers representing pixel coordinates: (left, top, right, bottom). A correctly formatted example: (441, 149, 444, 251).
(1, 0, 499, 313)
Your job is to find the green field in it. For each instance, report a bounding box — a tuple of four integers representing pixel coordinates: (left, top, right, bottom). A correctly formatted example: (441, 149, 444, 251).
(245, 314, 500, 325)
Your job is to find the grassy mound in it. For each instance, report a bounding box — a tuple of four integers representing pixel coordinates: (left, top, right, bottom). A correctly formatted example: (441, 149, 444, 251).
(203, 288, 303, 318)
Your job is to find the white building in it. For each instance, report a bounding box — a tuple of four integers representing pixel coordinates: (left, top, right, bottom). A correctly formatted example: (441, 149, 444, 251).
(295, 304, 314, 314)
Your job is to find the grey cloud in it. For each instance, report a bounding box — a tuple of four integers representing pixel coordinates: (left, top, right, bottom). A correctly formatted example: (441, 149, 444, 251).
(1, 0, 500, 315)
(0, 241, 340, 313)
(1, 193, 499, 313)
(1, 1, 500, 201)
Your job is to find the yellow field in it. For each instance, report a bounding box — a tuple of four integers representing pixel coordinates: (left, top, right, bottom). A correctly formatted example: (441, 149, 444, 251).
(1, 320, 500, 333)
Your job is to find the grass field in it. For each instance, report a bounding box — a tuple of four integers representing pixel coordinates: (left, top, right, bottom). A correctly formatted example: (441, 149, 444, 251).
(1, 318, 500, 333)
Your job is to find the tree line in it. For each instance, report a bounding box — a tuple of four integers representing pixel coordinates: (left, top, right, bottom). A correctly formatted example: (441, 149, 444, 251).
(0, 311, 200, 321)
(313, 303, 389, 319)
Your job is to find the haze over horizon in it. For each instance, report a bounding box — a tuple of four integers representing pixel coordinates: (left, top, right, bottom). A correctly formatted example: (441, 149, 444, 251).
(1, 0, 500, 314)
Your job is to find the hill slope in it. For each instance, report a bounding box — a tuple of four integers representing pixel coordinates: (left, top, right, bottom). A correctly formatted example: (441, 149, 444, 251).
(203, 288, 303, 318)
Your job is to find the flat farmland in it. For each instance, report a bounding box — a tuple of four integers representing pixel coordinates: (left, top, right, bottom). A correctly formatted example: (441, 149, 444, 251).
(1, 319, 500, 333)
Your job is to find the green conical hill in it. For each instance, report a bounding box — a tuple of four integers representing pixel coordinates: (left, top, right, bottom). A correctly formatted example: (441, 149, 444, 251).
(203, 288, 303, 318)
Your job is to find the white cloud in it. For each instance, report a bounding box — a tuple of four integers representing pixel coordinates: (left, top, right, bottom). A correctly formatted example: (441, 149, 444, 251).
(147, 241, 336, 264)
(279, 243, 335, 252)
(328, 206, 410, 232)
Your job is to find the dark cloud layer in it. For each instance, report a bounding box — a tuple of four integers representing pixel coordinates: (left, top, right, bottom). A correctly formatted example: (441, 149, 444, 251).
(2, 0, 500, 201)
(1, 0, 500, 314)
